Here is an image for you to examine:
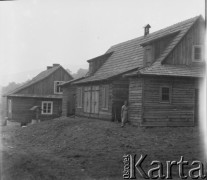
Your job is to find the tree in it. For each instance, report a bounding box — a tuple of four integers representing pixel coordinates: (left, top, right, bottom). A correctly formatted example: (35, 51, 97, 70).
(72, 68, 88, 79)
(2, 82, 22, 94)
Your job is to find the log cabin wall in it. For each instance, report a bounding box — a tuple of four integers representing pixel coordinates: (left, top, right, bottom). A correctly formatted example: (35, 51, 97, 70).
(17, 67, 72, 95)
(8, 97, 62, 123)
(128, 77, 143, 125)
(142, 76, 198, 126)
(62, 85, 76, 117)
(165, 18, 205, 65)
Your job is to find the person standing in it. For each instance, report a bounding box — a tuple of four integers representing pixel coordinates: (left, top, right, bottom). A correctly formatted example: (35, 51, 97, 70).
(121, 100, 128, 127)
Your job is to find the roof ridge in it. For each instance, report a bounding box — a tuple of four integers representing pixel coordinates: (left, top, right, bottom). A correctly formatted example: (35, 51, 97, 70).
(146, 15, 200, 36)
(6, 65, 61, 96)
(73, 15, 202, 84)
(108, 15, 200, 51)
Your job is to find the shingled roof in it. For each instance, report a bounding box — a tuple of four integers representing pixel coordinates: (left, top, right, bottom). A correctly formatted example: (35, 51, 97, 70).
(125, 64, 205, 78)
(74, 15, 202, 84)
(6, 65, 72, 96)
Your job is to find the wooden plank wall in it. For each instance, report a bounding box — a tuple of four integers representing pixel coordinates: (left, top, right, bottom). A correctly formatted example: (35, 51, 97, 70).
(17, 67, 72, 95)
(142, 76, 198, 126)
(143, 34, 176, 66)
(88, 58, 106, 76)
(112, 78, 129, 102)
(62, 85, 76, 117)
(75, 83, 113, 120)
(9, 97, 62, 123)
(128, 77, 143, 125)
(165, 18, 205, 65)
(99, 83, 113, 120)
(75, 78, 129, 121)
(153, 35, 176, 61)
(7, 97, 11, 119)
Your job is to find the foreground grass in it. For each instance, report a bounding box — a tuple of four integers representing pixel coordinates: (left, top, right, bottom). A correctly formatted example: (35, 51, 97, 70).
(1, 117, 205, 180)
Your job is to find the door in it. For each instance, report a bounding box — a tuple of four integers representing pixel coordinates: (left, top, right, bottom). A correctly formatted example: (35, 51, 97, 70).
(91, 86, 99, 114)
(84, 87, 91, 113)
(113, 100, 123, 122)
(67, 93, 76, 116)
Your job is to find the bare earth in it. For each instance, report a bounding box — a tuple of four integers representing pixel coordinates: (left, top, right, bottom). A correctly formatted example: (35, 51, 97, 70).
(0, 117, 205, 180)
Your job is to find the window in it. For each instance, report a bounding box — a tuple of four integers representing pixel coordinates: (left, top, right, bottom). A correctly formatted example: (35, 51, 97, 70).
(54, 81, 64, 94)
(102, 85, 109, 109)
(42, 101, 53, 114)
(192, 45, 203, 62)
(77, 87, 83, 108)
(160, 87, 171, 103)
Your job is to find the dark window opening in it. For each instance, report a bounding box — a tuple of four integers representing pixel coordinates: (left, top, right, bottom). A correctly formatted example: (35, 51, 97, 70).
(161, 87, 170, 102)
(193, 45, 202, 61)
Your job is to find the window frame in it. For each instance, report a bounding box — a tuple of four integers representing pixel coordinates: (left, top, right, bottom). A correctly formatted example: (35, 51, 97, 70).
(101, 85, 109, 110)
(77, 87, 83, 108)
(160, 86, 171, 103)
(54, 81, 64, 94)
(192, 45, 203, 62)
(41, 101, 53, 115)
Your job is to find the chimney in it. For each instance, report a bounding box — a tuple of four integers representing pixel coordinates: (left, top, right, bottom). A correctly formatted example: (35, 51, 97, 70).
(53, 63, 60, 67)
(144, 24, 151, 36)
(47, 66, 52, 70)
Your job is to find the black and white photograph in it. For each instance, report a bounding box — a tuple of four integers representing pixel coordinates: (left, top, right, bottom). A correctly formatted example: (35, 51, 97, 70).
(0, 0, 206, 179)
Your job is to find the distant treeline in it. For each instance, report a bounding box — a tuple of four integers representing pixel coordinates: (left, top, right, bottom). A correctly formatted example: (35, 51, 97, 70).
(67, 68, 88, 79)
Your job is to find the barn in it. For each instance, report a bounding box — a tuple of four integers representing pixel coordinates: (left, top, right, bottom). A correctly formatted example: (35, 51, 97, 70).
(5, 64, 73, 124)
(62, 15, 205, 126)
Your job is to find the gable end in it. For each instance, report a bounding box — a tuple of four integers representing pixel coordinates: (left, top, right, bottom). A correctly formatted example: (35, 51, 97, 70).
(163, 16, 205, 65)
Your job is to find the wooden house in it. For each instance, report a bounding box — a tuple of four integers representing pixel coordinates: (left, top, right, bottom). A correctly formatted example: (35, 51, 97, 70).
(62, 15, 205, 126)
(5, 64, 73, 123)
(61, 77, 85, 117)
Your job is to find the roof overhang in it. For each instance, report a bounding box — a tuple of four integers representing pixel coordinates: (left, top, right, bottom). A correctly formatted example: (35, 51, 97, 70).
(73, 68, 138, 85)
(87, 52, 113, 62)
(60, 77, 85, 87)
(124, 72, 205, 78)
(6, 94, 63, 99)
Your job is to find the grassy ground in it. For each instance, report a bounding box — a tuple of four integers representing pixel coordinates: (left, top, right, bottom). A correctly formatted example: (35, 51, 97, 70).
(0, 117, 205, 180)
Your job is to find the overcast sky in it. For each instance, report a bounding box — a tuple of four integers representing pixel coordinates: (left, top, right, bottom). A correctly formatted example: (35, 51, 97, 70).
(0, 0, 205, 86)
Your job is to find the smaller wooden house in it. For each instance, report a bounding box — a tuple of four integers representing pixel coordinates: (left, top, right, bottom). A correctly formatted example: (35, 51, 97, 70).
(62, 15, 205, 126)
(5, 64, 73, 123)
